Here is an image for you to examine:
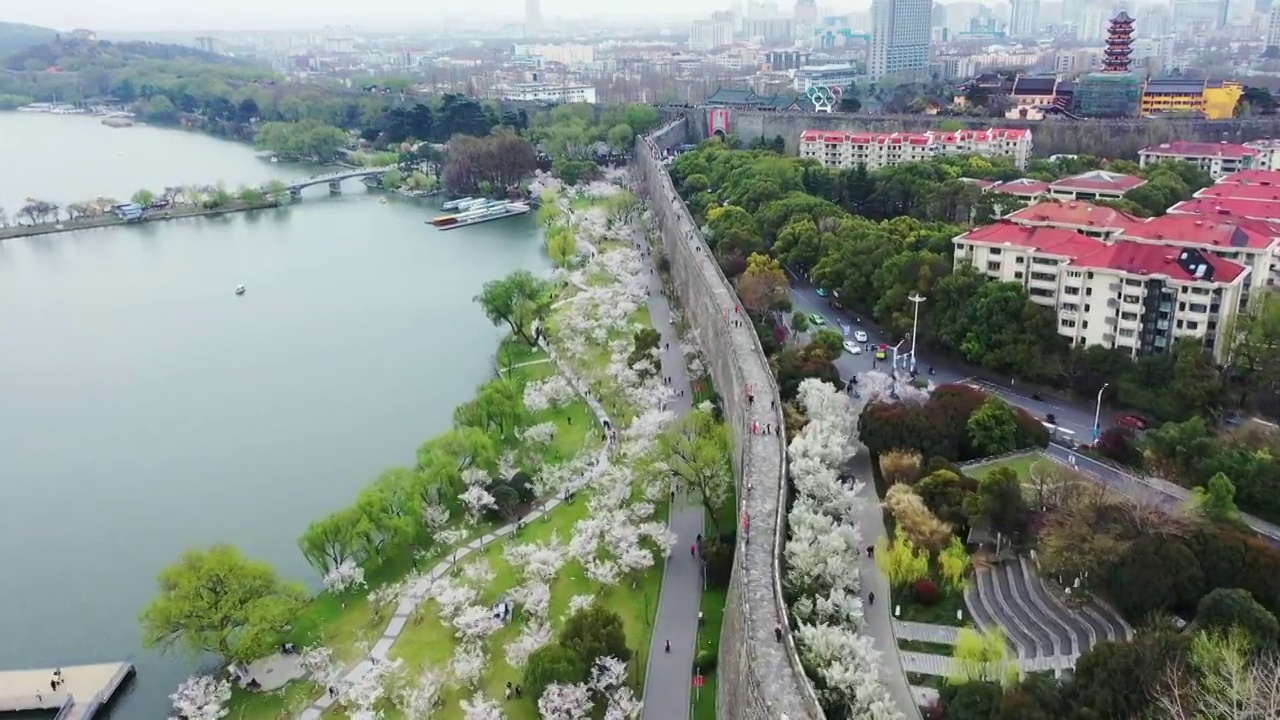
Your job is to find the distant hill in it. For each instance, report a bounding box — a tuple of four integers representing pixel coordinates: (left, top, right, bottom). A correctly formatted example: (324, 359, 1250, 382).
(3, 36, 241, 72)
(0, 21, 58, 59)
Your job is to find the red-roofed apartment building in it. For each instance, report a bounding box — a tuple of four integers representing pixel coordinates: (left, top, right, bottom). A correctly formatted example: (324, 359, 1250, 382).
(953, 211, 1256, 361)
(798, 127, 1033, 171)
(1047, 170, 1148, 201)
(1137, 141, 1259, 179)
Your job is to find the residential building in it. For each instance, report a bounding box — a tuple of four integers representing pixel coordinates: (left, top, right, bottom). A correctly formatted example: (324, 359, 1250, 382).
(744, 17, 795, 42)
(1138, 141, 1259, 178)
(500, 83, 597, 103)
(1216, 168, 1280, 185)
(1269, 1, 1280, 49)
(869, 0, 932, 79)
(1047, 170, 1147, 201)
(793, 63, 858, 91)
(1010, 0, 1041, 36)
(766, 49, 810, 71)
(798, 127, 1033, 170)
(691, 12, 736, 51)
(525, 0, 543, 37)
(953, 214, 1252, 361)
(990, 177, 1052, 199)
(1244, 140, 1280, 171)
(794, 0, 819, 43)
(195, 36, 219, 54)
(1140, 79, 1243, 119)
(1172, 0, 1230, 32)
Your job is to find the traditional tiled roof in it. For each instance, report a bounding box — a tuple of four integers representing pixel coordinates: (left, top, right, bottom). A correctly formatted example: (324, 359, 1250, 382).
(990, 178, 1051, 197)
(1049, 170, 1148, 194)
(1139, 141, 1257, 160)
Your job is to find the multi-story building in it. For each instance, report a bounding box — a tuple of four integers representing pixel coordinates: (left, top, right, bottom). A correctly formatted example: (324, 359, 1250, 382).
(869, 0, 932, 79)
(1010, 0, 1042, 36)
(1140, 79, 1243, 119)
(1269, 1, 1280, 50)
(792, 63, 858, 91)
(1172, 0, 1230, 32)
(766, 49, 810, 71)
(1046, 170, 1147, 201)
(953, 210, 1253, 361)
(690, 12, 736, 51)
(1138, 141, 1259, 178)
(798, 127, 1033, 170)
(1243, 141, 1280, 171)
(525, 0, 543, 37)
(500, 83, 597, 103)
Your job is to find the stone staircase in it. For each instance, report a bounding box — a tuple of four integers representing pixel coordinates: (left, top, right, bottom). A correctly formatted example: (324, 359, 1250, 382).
(963, 556, 1132, 675)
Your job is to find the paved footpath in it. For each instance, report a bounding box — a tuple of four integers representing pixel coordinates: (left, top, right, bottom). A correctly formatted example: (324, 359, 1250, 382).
(638, 230, 704, 720)
(849, 451, 925, 720)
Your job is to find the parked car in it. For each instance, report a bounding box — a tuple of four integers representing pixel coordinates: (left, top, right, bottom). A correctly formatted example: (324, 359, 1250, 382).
(843, 341, 862, 355)
(815, 288, 830, 297)
(853, 330, 868, 343)
(808, 313, 826, 326)
(1116, 414, 1151, 431)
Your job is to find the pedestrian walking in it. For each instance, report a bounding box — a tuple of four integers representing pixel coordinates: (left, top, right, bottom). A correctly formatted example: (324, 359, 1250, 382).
(690, 543, 697, 557)
(867, 545, 875, 558)
(868, 591, 876, 606)
(665, 639, 671, 653)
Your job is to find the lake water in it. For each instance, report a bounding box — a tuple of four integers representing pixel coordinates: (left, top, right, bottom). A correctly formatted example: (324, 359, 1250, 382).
(0, 113, 547, 718)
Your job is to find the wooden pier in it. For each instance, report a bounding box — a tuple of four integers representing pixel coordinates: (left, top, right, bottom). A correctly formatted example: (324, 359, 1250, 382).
(0, 662, 134, 720)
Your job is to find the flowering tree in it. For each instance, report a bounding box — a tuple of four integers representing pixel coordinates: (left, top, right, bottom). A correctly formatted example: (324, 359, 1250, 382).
(460, 693, 507, 720)
(341, 658, 403, 718)
(506, 620, 553, 669)
(785, 378, 904, 720)
(397, 665, 445, 719)
(538, 682, 593, 719)
(450, 642, 486, 687)
(168, 675, 230, 720)
(300, 645, 341, 689)
(322, 558, 367, 594)
(459, 486, 497, 520)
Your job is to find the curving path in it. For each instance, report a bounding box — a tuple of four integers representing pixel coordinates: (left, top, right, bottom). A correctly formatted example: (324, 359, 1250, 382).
(637, 224, 704, 720)
(295, 320, 615, 719)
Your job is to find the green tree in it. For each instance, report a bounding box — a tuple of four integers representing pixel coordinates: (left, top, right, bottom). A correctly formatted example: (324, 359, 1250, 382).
(735, 252, 790, 314)
(544, 223, 577, 268)
(379, 168, 404, 190)
(627, 327, 662, 377)
(142, 95, 178, 123)
(475, 269, 556, 347)
(523, 645, 585, 702)
(264, 179, 288, 200)
(790, 310, 810, 334)
(453, 378, 528, 441)
(254, 119, 349, 162)
(876, 526, 929, 588)
(966, 397, 1020, 456)
(964, 467, 1029, 540)
(140, 544, 305, 662)
(1191, 471, 1239, 522)
(605, 123, 634, 151)
(237, 185, 264, 204)
(559, 606, 632, 670)
(659, 409, 733, 537)
(1194, 588, 1279, 646)
(297, 507, 363, 574)
(809, 328, 845, 361)
(949, 627, 1017, 687)
(535, 195, 563, 228)
(131, 188, 155, 206)
(1105, 535, 1205, 619)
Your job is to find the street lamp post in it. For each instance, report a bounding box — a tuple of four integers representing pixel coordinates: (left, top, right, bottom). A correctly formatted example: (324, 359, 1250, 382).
(1093, 383, 1109, 440)
(907, 293, 926, 372)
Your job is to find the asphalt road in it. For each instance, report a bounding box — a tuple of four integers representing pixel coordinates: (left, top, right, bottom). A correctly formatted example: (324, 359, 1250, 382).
(787, 277, 1108, 443)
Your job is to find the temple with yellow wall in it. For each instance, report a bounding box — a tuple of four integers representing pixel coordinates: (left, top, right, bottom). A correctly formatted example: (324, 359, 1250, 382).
(1140, 79, 1242, 119)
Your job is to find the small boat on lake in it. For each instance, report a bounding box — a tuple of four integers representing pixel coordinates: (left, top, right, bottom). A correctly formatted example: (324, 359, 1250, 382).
(235, 285, 246, 296)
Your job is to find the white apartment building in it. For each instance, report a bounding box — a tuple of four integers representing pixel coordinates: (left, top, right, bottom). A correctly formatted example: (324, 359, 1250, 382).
(1269, 1, 1280, 49)
(1244, 140, 1280, 171)
(1138, 141, 1259, 179)
(869, 0, 932, 79)
(1009, 0, 1041, 36)
(501, 83, 597, 103)
(690, 12, 736, 51)
(792, 63, 859, 91)
(513, 43, 596, 66)
(953, 215, 1251, 361)
(798, 128, 1034, 170)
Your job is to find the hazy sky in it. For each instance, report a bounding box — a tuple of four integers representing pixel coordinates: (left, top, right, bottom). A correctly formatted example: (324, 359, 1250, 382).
(4, 0, 737, 32)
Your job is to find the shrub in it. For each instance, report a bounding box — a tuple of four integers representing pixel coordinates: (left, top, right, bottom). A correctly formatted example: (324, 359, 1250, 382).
(1096, 427, 1142, 467)
(913, 578, 941, 605)
(880, 449, 924, 485)
(695, 647, 719, 674)
(885, 483, 953, 552)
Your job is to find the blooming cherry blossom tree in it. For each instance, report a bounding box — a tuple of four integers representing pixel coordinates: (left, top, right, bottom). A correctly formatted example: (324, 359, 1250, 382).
(505, 620, 553, 669)
(322, 558, 367, 594)
(397, 665, 445, 720)
(538, 682, 593, 720)
(450, 642, 486, 687)
(461, 693, 507, 720)
(300, 646, 341, 689)
(168, 675, 230, 720)
(459, 486, 497, 520)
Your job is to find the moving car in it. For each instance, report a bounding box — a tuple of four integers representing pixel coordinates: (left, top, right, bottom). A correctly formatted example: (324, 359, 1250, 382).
(808, 313, 826, 326)
(875, 344, 887, 360)
(853, 330, 868, 343)
(815, 288, 830, 297)
(843, 341, 862, 355)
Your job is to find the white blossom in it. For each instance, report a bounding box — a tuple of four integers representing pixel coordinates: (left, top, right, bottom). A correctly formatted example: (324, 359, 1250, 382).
(341, 658, 403, 718)
(168, 675, 230, 720)
(433, 578, 479, 619)
(397, 665, 445, 720)
(451, 604, 505, 642)
(450, 642, 486, 687)
(462, 559, 496, 586)
(567, 594, 596, 617)
(299, 645, 341, 689)
(322, 557, 367, 594)
(460, 486, 497, 519)
(522, 421, 558, 445)
(506, 620, 554, 669)
(538, 682, 593, 720)
(422, 503, 450, 530)
(461, 693, 507, 720)
(504, 534, 568, 584)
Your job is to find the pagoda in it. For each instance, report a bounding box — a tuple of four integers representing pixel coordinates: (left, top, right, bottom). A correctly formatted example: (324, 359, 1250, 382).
(1103, 11, 1136, 73)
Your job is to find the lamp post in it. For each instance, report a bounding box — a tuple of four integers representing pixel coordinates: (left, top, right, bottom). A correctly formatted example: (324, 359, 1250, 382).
(907, 293, 926, 372)
(1093, 383, 1109, 441)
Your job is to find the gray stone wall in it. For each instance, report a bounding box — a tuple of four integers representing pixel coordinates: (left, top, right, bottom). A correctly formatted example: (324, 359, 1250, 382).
(681, 108, 1280, 159)
(635, 119, 823, 720)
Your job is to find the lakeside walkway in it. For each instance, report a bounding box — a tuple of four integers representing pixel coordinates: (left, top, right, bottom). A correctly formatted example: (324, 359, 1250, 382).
(0, 200, 282, 242)
(639, 227, 704, 720)
(0, 662, 134, 720)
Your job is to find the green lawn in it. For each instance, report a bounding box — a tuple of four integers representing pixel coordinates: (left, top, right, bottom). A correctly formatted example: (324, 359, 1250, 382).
(967, 453, 1041, 483)
(692, 584, 726, 720)
(895, 590, 970, 628)
(227, 681, 321, 720)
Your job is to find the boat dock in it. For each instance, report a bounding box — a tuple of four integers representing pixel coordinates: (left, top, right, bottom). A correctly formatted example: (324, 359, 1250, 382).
(432, 202, 531, 231)
(0, 662, 134, 720)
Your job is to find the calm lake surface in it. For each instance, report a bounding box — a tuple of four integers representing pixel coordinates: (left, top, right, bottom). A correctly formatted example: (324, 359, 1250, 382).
(0, 113, 547, 718)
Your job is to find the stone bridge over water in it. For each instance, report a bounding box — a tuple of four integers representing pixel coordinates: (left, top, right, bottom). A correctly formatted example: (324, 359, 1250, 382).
(282, 168, 390, 198)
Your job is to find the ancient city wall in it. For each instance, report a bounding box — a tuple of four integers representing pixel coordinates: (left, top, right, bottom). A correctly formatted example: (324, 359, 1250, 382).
(682, 108, 1280, 159)
(635, 119, 823, 720)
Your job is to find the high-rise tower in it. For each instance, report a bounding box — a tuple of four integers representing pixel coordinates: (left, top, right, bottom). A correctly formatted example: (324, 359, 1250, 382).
(1009, 0, 1041, 36)
(525, 0, 543, 38)
(868, 0, 931, 80)
(1103, 11, 1135, 72)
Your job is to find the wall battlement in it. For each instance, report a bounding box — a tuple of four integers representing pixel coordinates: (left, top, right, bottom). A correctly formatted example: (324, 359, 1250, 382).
(634, 118, 822, 720)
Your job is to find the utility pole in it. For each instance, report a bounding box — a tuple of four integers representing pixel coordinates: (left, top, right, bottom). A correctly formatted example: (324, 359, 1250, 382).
(1093, 382, 1109, 441)
(907, 292, 926, 373)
